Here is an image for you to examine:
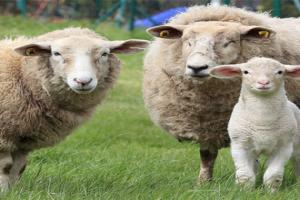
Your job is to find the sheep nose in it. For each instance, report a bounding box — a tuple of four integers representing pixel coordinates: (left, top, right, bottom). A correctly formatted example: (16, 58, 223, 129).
(187, 65, 209, 73)
(73, 77, 93, 86)
(257, 80, 270, 85)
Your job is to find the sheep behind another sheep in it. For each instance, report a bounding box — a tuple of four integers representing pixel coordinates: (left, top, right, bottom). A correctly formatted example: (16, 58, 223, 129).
(144, 5, 300, 182)
(210, 57, 300, 191)
(0, 28, 149, 190)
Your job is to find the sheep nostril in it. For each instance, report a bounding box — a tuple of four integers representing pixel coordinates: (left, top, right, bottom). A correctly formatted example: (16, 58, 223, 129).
(187, 65, 209, 73)
(258, 80, 270, 85)
(73, 78, 93, 86)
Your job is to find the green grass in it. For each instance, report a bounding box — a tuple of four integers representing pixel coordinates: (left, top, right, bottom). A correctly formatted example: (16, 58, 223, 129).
(0, 16, 300, 199)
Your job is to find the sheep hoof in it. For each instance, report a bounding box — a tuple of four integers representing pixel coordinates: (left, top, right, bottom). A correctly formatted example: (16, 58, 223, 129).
(197, 171, 212, 184)
(264, 177, 282, 193)
(236, 175, 255, 189)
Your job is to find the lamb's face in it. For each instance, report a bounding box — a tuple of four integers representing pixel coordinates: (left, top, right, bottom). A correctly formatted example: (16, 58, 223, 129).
(209, 57, 300, 96)
(240, 58, 285, 95)
(15, 35, 149, 94)
(147, 21, 275, 79)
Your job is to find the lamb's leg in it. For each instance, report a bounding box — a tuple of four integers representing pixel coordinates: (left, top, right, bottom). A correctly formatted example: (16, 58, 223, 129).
(263, 143, 293, 192)
(198, 146, 218, 182)
(9, 150, 28, 184)
(0, 152, 13, 192)
(231, 143, 256, 188)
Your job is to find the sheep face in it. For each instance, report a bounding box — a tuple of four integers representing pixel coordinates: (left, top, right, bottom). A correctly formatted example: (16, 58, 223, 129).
(237, 59, 285, 95)
(15, 36, 149, 94)
(147, 21, 275, 79)
(209, 57, 300, 96)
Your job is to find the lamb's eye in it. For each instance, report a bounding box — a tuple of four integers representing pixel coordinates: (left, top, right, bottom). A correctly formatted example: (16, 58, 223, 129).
(101, 52, 109, 57)
(53, 51, 61, 56)
(188, 41, 192, 47)
(223, 40, 235, 48)
(243, 70, 249, 74)
(277, 70, 283, 75)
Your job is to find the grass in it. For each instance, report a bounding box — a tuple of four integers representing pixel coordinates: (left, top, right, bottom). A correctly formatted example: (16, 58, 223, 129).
(0, 15, 300, 199)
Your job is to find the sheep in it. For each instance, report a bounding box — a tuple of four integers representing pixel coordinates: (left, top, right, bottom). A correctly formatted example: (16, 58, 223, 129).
(209, 57, 300, 191)
(0, 27, 149, 191)
(143, 5, 300, 182)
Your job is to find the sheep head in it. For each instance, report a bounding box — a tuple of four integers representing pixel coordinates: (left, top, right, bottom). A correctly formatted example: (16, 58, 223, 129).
(15, 36, 149, 94)
(209, 57, 300, 96)
(147, 21, 275, 79)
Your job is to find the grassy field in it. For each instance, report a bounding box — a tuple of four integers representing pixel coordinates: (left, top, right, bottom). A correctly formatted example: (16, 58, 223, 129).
(0, 16, 300, 200)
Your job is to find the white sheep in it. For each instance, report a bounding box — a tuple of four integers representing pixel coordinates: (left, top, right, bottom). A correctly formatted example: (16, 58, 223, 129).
(209, 57, 300, 191)
(0, 27, 149, 191)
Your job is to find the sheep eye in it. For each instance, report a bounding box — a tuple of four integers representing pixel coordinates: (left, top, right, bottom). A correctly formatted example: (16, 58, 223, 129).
(223, 40, 235, 48)
(53, 51, 61, 56)
(277, 70, 283, 75)
(101, 52, 109, 57)
(188, 42, 192, 47)
(243, 70, 249, 74)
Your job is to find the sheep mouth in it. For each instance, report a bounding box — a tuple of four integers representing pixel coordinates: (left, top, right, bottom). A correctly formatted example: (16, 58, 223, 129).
(71, 87, 96, 94)
(256, 85, 272, 90)
(189, 73, 210, 78)
(253, 86, 274, 94)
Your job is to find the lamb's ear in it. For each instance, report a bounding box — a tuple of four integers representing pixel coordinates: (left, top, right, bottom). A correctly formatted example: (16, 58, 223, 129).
(209, 65, 242, 79)
(240, 25, 276, 40)
(15, 43, 51, 56)
(147, 25, 186, 39)
(108, 39, 150, 54)
(285, 65, 300, 78)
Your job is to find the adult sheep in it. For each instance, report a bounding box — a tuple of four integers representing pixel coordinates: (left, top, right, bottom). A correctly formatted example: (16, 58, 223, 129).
(0, 27, 149, 190)
(143, 5, 300, 182)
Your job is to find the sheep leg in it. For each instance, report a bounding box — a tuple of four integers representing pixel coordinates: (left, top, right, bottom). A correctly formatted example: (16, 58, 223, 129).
(9, 150, 28, 184)
(263, 143, 293, 192)
(198, 146, 218, 182)
(231, 143, 256, 188)
(0, 152, 13, 192)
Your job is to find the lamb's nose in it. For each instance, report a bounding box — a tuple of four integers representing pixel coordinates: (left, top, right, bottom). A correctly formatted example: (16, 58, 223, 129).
(187, 65, 209, 73)
(73, 78, 93, 86)
(257, 80, 270, 85)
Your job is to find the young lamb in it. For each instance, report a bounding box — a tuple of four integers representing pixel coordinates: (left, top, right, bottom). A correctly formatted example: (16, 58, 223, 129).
(0, 27, 149, 191)
(143, 5, 300, 182)
(209, 57, 300, 191)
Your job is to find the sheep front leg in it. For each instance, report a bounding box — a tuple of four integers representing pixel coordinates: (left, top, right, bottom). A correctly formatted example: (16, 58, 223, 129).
(0, 152, 13, 192)
(9, 150, 28, 184)
(263, 143, 293, 192)
(231, 143, 256, 188)
(198, 146, 218, 182)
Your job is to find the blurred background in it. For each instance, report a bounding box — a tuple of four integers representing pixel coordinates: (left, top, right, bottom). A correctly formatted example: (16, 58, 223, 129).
(0, 0, 299, 31)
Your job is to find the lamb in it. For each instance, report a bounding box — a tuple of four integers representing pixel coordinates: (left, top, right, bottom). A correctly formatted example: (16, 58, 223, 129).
(209, 57, 300, 191)
(0, 27, 149, 191)
(143, 5, 300, 182)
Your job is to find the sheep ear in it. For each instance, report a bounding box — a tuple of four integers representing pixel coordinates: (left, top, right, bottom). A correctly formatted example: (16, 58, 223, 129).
(285, 65, 300, 78)
(209, 65, 242, 79)
(240, 25, 276, 40)
(108, 39, 150, 54)
(15, 43, 51, 56)
(147, 25, 186, 39)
